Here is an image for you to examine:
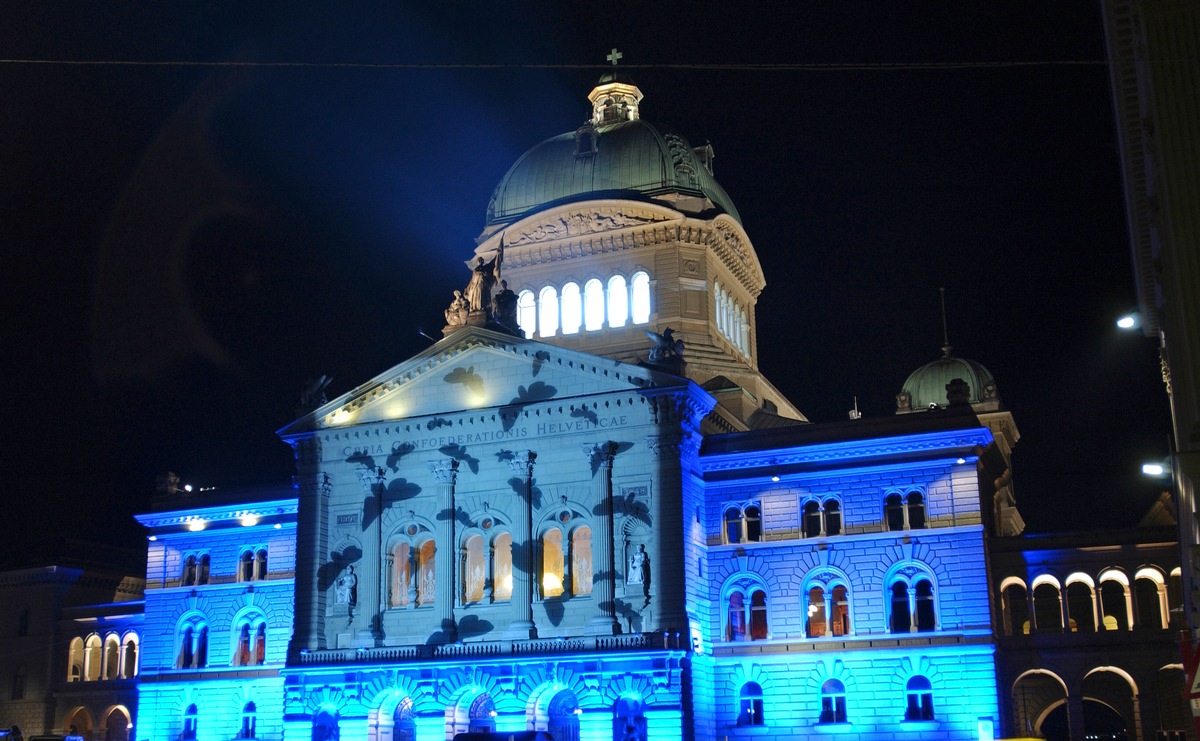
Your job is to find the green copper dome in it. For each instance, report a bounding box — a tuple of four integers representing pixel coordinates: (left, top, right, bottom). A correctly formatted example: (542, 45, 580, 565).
(485, 79, 741, 226)
(901, 350, 998, 410)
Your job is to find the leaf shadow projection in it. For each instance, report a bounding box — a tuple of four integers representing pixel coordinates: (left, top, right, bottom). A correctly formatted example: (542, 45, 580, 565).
(531, 350, 551, 377)
(589, 441, 635, 478)
(426, 417, 453, 430)
(508, 538, 534, 578)
(436, 504, 473, 529)
(363, 478, 423, 530)
(571, 405, 599, 426)
(439, 443, 480, 474)
(614, 598, 646, 632)
(456, 614, 495, 640)
(542, 593, 570, 627)
(616, 490, 653, 528)
(346, 451, 377, 471)
(386, 442, 415, 472)
(500, 382, 557, 431)
(508, 476, 544, 511)
(317, 545, 363, 593)
(444, 366, 485, 397)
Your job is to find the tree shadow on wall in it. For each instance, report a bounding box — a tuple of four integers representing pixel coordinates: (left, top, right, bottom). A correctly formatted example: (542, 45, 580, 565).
(443, 366, 485, 397)
(542, 593, 570, 627)
(589, 441, 634, 478)
(570, 405, 598, 425)
(317, 545, 363, 593)
(362, 478, 422, 531)
(531, 350, 550, 377)
(617, 490, 653, 528)
(436, 504, 473, 528)
(507, 476, 545, 511)
(439, 442, 479, 474)
(500, 382, 557, 431)
(386, 442, 415, 471)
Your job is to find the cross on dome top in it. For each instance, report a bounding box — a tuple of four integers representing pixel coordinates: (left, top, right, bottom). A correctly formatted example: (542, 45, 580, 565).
(589, 48, 642, 125)
(606, 48, 623, 66)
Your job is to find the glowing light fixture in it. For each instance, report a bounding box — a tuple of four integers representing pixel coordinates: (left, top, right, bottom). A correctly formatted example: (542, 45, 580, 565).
(771, 475, 780, 482)
(1142, 462, 1167, 477)
(147, 535, 157, 541)
(273, 523, 283, 530)
(187, 520, 206, 532)
(240, 515, 259, 527)
(183, 484, 194, 492)
(956, 458, 967, 465)
(1116, 313, 1140, 330)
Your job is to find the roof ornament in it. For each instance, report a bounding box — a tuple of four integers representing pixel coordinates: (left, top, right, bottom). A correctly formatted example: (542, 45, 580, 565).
(939, 286, 953, 358)
(606, 48, 623, 66)
(590, 49, 642, 125)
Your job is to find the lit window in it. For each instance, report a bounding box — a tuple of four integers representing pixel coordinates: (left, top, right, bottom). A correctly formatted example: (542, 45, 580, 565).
(631, 271, 650, 324)
(802, 497, 842, 537)
(492, 533, 513, 601)
(607, 275, 628, 328)
(390, 541, 411, 608)
(85, 634, 102, 680)
(737, 682, 764, 726)
(806, 583, 851, 637)
(517, 290, 536, 338)
(463, 534, 485, 603)
(538, 286, 559, 338)
(583, 279, 604, 330)
(571, 526, 593, 596)
(819, 679, 847, 724)
(542, 529, 564, 598)
(417, 541, 436, 606)
(904, 676, 934, 721)
(725, 584, 769, 641)
(561, 282, 582, 334)
(1032, 582, 1062, 633)
(67, 637, 83, 682)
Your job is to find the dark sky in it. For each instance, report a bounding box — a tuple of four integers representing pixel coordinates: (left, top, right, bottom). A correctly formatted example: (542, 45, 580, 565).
(2, 3, 1172, 564)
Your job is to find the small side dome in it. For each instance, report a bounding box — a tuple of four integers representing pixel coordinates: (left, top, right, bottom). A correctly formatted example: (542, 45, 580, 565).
(897, 348, 1000, 413)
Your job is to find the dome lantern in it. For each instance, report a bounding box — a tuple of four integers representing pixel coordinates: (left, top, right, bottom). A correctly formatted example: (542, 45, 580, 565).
(588, 49, 643, 125)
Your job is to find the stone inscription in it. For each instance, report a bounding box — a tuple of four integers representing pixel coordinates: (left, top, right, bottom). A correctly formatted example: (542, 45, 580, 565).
(340, 416, 630, 458)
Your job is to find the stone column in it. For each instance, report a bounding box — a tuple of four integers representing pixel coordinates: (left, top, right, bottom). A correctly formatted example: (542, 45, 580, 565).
(352, 467, 385, 646)
(291, 460, 331, 653)
(586, 441, 620, 635)
(507, 451, 537, 639)
(1066, 692, 1086, 741)
(429, 459, 459, 642)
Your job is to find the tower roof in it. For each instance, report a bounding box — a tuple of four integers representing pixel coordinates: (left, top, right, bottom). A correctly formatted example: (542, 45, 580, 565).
(484, 75, 740, 226)
(900, 347, 999, 411)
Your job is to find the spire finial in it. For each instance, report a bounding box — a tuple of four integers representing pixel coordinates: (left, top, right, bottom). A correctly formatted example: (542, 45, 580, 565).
(939, 287, 952, 357)
(606, 48, 623, 66)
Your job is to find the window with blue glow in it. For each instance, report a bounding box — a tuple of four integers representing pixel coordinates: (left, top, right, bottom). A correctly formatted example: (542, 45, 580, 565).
(725, 579, 769, 641)
(182, 704, 198, 741)
(819, 679, 847, 724)
(238, 702, 257, 739)
(723, 503, 761, 544)
(806, 582, 851, 638)
(803, 497, 841, 537)
(889, 573, 937, 632)
(737, 682, 764, 726)
(905, 676, 934, 721)
(885, 489, 926, 531)
(176, 621, 208, 669)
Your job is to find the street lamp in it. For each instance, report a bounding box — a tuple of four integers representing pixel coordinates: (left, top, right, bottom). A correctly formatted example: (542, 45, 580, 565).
(1117, 311, 1142, 330)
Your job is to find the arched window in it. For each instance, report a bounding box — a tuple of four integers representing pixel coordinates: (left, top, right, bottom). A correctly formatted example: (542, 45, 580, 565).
(68, 637, 84, 682)
(1099, 574, 1131, 630)
(806, 586, 827, 637)
(715, 284, 726, 336)
(561, 282, 582, 334)
(11, 665, 25, 700)
(607, 275, 628, 328)
(463, 534, 485, 603)
(885, 490, 927, 530)
(239, 702, 257, 739)
(723, 503, 762, 544)
(1065, 580, 1096, 632)
(1170, 567, 1185, 628)
(393, 698, 416, 741)
(538, 286, 559, 338)
(121, 636, 138, 678)
(542, 529, 565, 598)
(905, 676, 934, 721)
(725, 583, 769, 641)
(819, 679, 847, 724)
(889, 573, 938, 633)
(631, 271, 651, 324)
(255, 624, 266, 665)
(254, 549, 268, 580)
(1135, 571, 1166, 629)
(517, 290, 536, 338)
(544, 689, 581, 741)
(196, 626, 208, 667)
(1002, 582, 1030, 635)
(182, 705, 198, 741)
(571, 526, 593, 596)
(85, 634, 102, 680)
(803, 501, 823, 538)
(1033, 582, 1063, 633)
(468, 693, 496, 734)
(240, 551, 254, 582)
(182, 555, 197, 587)
(492, 532, 513, 601)
(825, 500, 842, 536)
(583, 279, 605, 331)
(390, 541, 411, 608)
(802, 498, 841, 537)
(737, 682, 764, 726)
(416, 541, 436, 606)
(236, 624, 252, 666)
(178, 623, 208, 669)
(197, 554, 210, 585)
(103, 635, 120, 680)
(738, 305, 749, 354)
(806, 582, 851, 637)
(311, 710, 338, 741)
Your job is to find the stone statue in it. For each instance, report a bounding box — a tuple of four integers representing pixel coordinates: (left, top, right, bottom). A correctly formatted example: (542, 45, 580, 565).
(335, 566, 357, 606)
(300, 375, 332, 408)
(463, 256, 499, 312)
(627, 544, 647, 585)
(444, 289, 469, 326)
(491, 279, 518, 330)
(644, 327, 684, 362)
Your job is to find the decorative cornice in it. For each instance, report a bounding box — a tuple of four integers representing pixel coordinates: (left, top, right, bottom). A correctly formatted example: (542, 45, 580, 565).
(700, 430, 994, 473)
(135, 498, 299, 530)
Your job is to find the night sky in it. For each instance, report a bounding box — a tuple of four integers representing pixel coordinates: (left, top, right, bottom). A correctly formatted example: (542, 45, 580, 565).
(3, 3, 1172, 566)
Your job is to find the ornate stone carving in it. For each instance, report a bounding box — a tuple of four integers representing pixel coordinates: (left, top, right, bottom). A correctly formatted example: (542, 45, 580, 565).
(645, 434, 682, 460)
(583, 441, 618, 468)
(443, 290, 469, 326)
(508, 210, 659, 246)
(505, 450, 537, 477)
(428, 459, 459, 484)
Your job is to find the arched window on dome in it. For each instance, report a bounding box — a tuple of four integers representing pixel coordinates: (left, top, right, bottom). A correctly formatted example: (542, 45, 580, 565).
(607, 275, 628, 328)
(516, 290, 536, 338)
(560, 282, 582, 334)
(738, 305, 749, 354)
(631, 272, 650, 324)
(714, 284, 726, 336)
(538, 286, 559, 338)
(583, 279, 605, 331)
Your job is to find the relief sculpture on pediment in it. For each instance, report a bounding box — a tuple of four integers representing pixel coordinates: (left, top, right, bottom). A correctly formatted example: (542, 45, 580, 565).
(509, 209, 661, 246)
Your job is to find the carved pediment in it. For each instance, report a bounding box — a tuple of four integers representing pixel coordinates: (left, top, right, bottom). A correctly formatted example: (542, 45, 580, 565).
(505, 206, 669, 247)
